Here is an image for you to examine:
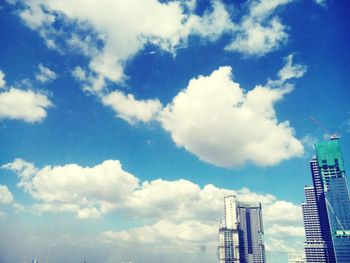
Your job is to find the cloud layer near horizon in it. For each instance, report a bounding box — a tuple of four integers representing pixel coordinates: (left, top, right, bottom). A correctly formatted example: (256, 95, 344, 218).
(2, 158, 304, 258)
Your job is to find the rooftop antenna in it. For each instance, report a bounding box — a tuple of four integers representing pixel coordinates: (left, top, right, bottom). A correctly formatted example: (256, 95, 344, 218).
(309, 116, 339, 140)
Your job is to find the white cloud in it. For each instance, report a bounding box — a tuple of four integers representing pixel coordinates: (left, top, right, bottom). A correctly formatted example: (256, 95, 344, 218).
(2, 158, 304, 256)
(185, 1, 234, 41)
(264, 200, 303, 224)
(278, 54, 307, 82)
(12, 0, 304, 97)
(19, 0, 55, 30)
(225, 0, 293, 56)
(2, 158, 303, 224)
(3, 159, 139, 219)
(0, 185, 14, 204)
(16, 0, 234, 92)
(35, 64, 57, 83)
(101, 91, 162, 124)
(0, 70, 6, 88)
(0, 184, 23, 213)
(226, 17, 287, 56)
(71, 66, 87, 81)
(159, 61, 304, 168)
(0, 87, 52, 122)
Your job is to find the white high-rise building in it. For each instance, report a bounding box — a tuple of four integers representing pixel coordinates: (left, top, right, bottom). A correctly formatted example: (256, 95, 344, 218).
(219, 195, 240, 263)
(225, 195, 238, 229)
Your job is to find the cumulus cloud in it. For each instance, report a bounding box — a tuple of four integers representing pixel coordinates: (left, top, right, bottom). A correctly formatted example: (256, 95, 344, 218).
(101, 91, 162, 124)
(0, 70, 5, 88)
(0, 87, 52, 123)
(35, 64, 57, 83)
(2, 159, 138, 219)
(2, 158, 304, 255)
(225, 0, 294, 56)
(159, 59, 304, 167)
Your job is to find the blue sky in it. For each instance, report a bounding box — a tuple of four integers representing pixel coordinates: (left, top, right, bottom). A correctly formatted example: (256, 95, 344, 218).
(0, 0, 350, 262)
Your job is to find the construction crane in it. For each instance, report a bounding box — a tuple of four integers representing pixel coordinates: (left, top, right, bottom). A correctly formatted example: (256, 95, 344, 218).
(309, 116, 339, 140)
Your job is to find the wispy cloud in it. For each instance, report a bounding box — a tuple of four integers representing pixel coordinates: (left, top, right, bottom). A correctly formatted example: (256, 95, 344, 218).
(35, 64, 57, 83)
(225, 0, 295, 56)
(13, 0, 301, 93)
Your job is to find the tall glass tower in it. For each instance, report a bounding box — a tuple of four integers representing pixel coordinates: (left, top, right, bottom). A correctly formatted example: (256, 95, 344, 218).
(218, 196, 265, 263)
(302, 138, 350, 263)
(237, 202, 265, 263)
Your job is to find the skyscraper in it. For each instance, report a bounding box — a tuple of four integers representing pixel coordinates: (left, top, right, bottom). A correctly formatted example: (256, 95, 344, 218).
(218, 195, 265, 263)
(302, 138, 350, 263)
(237, 202, 265, 263)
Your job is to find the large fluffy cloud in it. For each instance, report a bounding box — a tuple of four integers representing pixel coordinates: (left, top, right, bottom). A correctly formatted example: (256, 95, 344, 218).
(159, 60, 304, 167)
(99, 55, 306, 167)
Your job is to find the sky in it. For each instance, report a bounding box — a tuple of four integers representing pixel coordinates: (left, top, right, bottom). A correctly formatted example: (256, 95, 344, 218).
(0, 0, 350, 262)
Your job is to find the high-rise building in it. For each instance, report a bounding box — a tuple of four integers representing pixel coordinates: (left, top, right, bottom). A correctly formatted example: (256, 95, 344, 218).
(219, 195, 240, 263)
(218, 195, 265, 263)
(302, 185, 331, 262)
(302, 138, 350, 263)
(237, 202, 265, 263)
